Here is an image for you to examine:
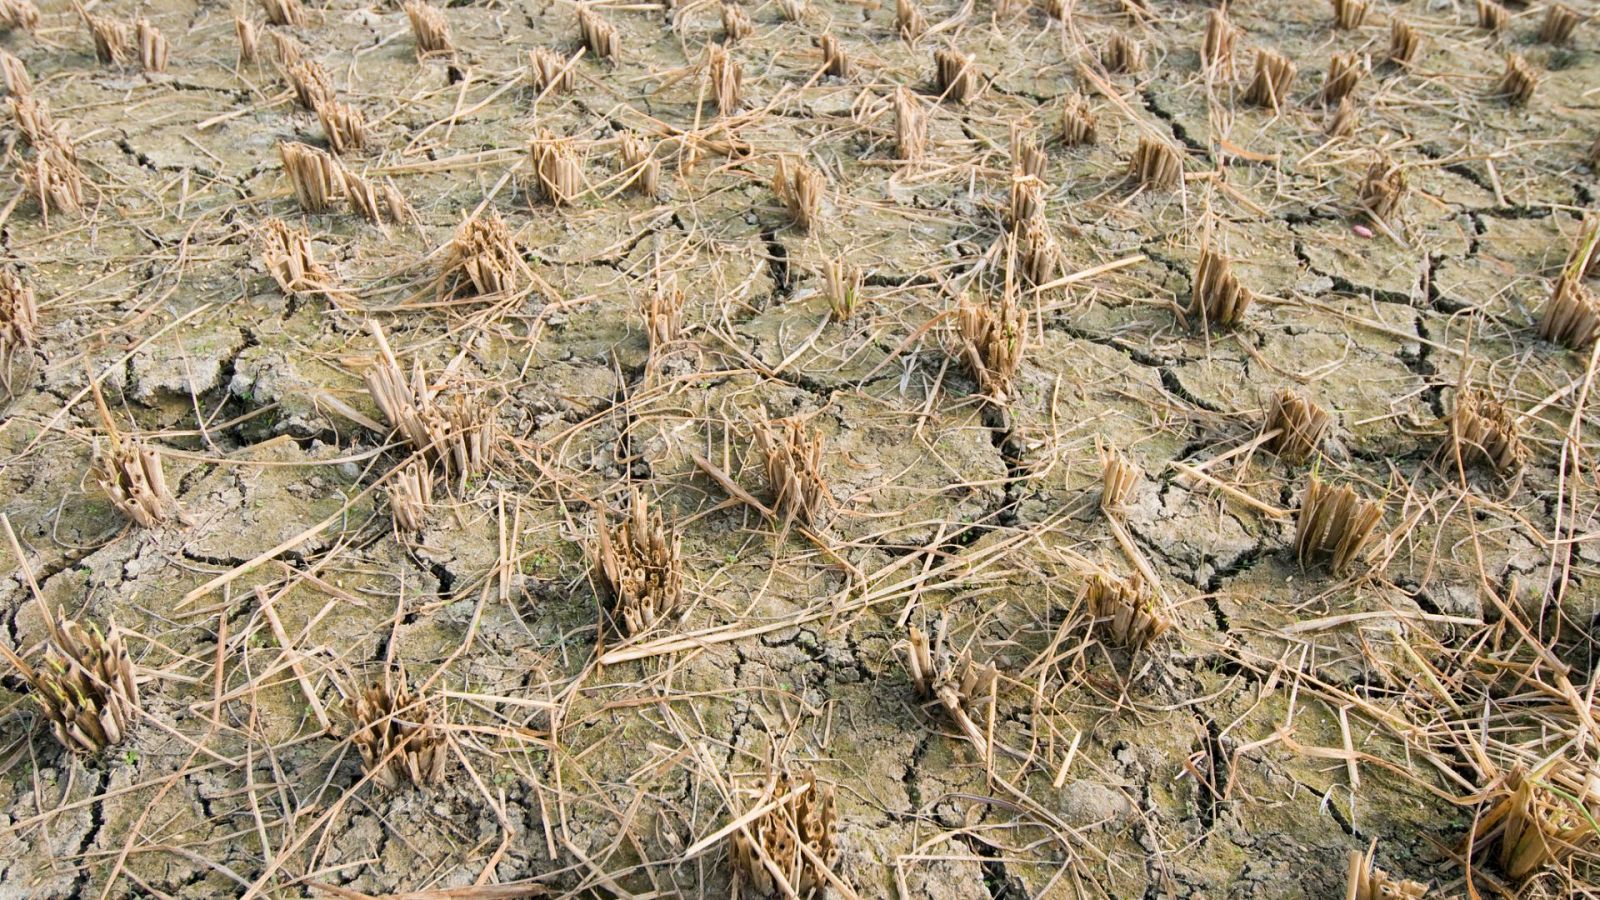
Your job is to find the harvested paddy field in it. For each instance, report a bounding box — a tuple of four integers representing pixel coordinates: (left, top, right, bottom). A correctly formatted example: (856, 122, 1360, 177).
(2, 0, 1600, 896)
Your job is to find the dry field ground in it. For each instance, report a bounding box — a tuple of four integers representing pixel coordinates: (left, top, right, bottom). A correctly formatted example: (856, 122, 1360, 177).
(2, 0, 1600, 896)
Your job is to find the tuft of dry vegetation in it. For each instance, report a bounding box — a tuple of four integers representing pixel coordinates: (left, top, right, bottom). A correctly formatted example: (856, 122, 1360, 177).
(771, 155, 824, 232)
(0, 266, 37, 375)
(1477, 0, 1509, 34)
(1295, 474, 1383, 575)
(85, 13, 129, 67)
(1060, 91, 1097, 145)
(594, 488, 683, 637)
(436, 211, 529, 299)
(1467, 766, 1596, 883)
(933, 47, 973, 103)
(728, 768, 838, 899)
(259, 0, 304, 28)
(754, 414, 829, 527)
(278, 139, 340, 211)
(577, 7, 618, 60)
(1443, 387, 1527, 477)
(721, 3, 753, 43)
(1359, 154, 1406, 222)
(364, 323, 499, 487)
(528, 46, 574, 95)
(404, 1, 453, 58)
(1099, 445, 1139, 513)
(1201, 8, 1235, 73)
(1330, 0, 1367, 30)
(235, 16, 257, 63)
(1326, 96, 1357, 138)
(952, 290, 1026, 406)
(135, 18, 168, 73)
(285, 58, 332, 110)
(642, 277, 685, 351)
(1129, 136, 1182, 190)
(530, 130, 582, 206)
(1494, 54, 1538, 105)
(1264, 389, 1332, 464)
(343, 168, 412, 227)
(1102, 34, 1143, 74)
(315, 99, 366, 156)
(1539, 275, 1599, 349)
(819, 33, 849, 80)
(894, 86, 926, 162)
(706, 42, 742, 116)
(95, 434, 179, 528)
(258, 217, 338, 299)
(1320, 52, 1366, 105)
(1083, 572, 1170, 652)
(1243, 49, 1297, 109)
(822, 258, 863, 322)
(617, 131, 659, 196)
(347, 670, 449, 791)
(1388, 19, 1421, 68)
(901, 617, 997, 750)
(896, 0, 926, 42)
(1540, 4, 1580, 46)
(0, 0, 38, 32)
(386, 460, 431, 533)
(1188, 247, 1252, 331)
(0, 608, 140, 755)
(19, 143, 85, 221)
(0, 48, 30, 95)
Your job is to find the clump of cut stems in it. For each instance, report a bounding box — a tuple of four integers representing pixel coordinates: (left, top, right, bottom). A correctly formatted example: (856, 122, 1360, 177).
(897, 0, 926, 42)
(729, 767, 838, 899)
(1102, 33, 1142, 74)
(404, 1, 453, 58)
(387, 460, 431, 533)
(1346, 846, 1429, 900)
(1540, 4, 1579, 46)
(1359, 155, 1406, 222)
(1444, 387, 1527, 477)
(0, 0, 38, 33)
(347, 669, 448, 791)
(1321, 52, 1366, 105)
(1100, 445, 1139, 513)
(0, 608, 140, 755)
(934, 47, 973, 103)
(642, 277, 685, 352)
(0, 266, 37, 376)
(436, 211, 530, 300)
(1467, 765, 1597, 883)
(706, 43, 741, 116)
(528, 47, 574, 95)
(1539, 274, 1599, 349)
(259, 217, 338, 299)
(577, 7, 617, 60)
(952, 291, 1026, 406)
(1061, 92, 1097, 145)
(259, 0, 304, 28)
(617, 132, 659, 196)
(594, 488, 683, 637)
(1201, 8, 1235, 73)
(364, 322, 499, 487)
(823, 259, 862, 322)
(1494, 54, 1537, 105)
(1083, 571, 1170, 652)
(1188, 247, 1252, 331)
(771, 155, 823, 232)
(1243, 49, 1296, 110)
(1477, 0, 1508, 34)
(1295, 474, 1383, 574)
(341, 167, 411, 227)
(135, 18, 168, 73)
(1263, 389, 1332, 464)
(894, 86, 925, 162)
(1129, 136, 1182, 190)
(721, 2, 752, 42)
(755, 415, 828, 527)
(1388, 19, 1420, 68)
(1330, 0, 1367, 30)
(901, 616, 997, 752)
(315, 98, 366, 156)
(530, 130, 582, 207)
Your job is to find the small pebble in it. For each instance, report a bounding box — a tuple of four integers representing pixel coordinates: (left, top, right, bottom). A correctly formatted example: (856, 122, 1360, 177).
(1352, 224, 1374, 238)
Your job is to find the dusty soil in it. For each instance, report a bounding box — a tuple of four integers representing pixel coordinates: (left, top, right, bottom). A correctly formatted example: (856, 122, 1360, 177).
(2, 0, 1600, 896)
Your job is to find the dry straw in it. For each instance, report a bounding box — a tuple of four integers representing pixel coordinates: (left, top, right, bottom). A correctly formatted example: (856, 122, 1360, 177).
(642, 277, 685, 351)
(1100, 445, 1139, 513)
(1012, 132, 1046, 182)
(617, 132, 659, 197)
(1325, 96, 1357, 138)
(1264, 389, 1332, 464)
(286, 58, 332, 110)
(437, 211, 530, 299)
(1060, 92, 1097, 145)
(404, 1, 453, 57)
(1330, 0, 1367, 29)
(365, 323, 499, 486)
(1444, 388, 1527, 477)
(1539, 275, 1599, 349)
(755, 415, 828, 526)
(1540, 4, 1579, 45)
(772, 155, 823, 232)
(279, 140, 341, 212)
(594, 488, 683, 637)
(1345, 847, 1428, 900)
(1129, 136, 1182, 190)
(1477, 0, 1508, 34)
(721, 2, 752, 42)
(21, 143, 85, 220)
(819, 33, 849, 79)
(96, 436, 179, 527)
(707, 43, 741, 116)
(85, 13, 129, 66)
(1189, 247, 1252, 330)
(0, 267, 37, 373)
(1084, 572, 1170, 652)
(259, 217, 336, 297)
(1494, 54, 1538, 105)
(387, 460, 431, 533)
(135, 19, 168, 73)
(1011, 216, 1058, 288)
(528, 47, 574, 95)
(259, 0, 304, 27)
(823, 259, 862, 322)
(1007, 171, 1043, 231)
(729, 768, 838, 899)
(1201, 9, 1235, 72)
(901, 616, 997, 750)
(235, 16, 257, 63)
(1295, 474, 1383, 574)
(1103, 34, 1143, 74)
(777, 0, 806, 22)
(933, 47, 973, 103)
(1388, 19, 1420, 68)
(1243, 49, 1296, 109)
(953, 291, 1026, 405)
(530, 130, 582, 207)
(347, 670, 448, 790)
(9, 94, 62, 148)
(316, 99, 366, 156)
(0, 0, 38, 32)
(896, 0, 926, 42)
(1359, 155, 1406, 221)
(894, 86, 926, 162)
(1468, 766, 1595, 883)
(269, 30, 303, 67)
(0, 609, 140, 754)
(336, 170, 406, 230)
(1321, 52, 1366, 105)
(1, 49, 31, 95)
(1042, 0, 1065, 24)
(577, 7, 618, 59)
